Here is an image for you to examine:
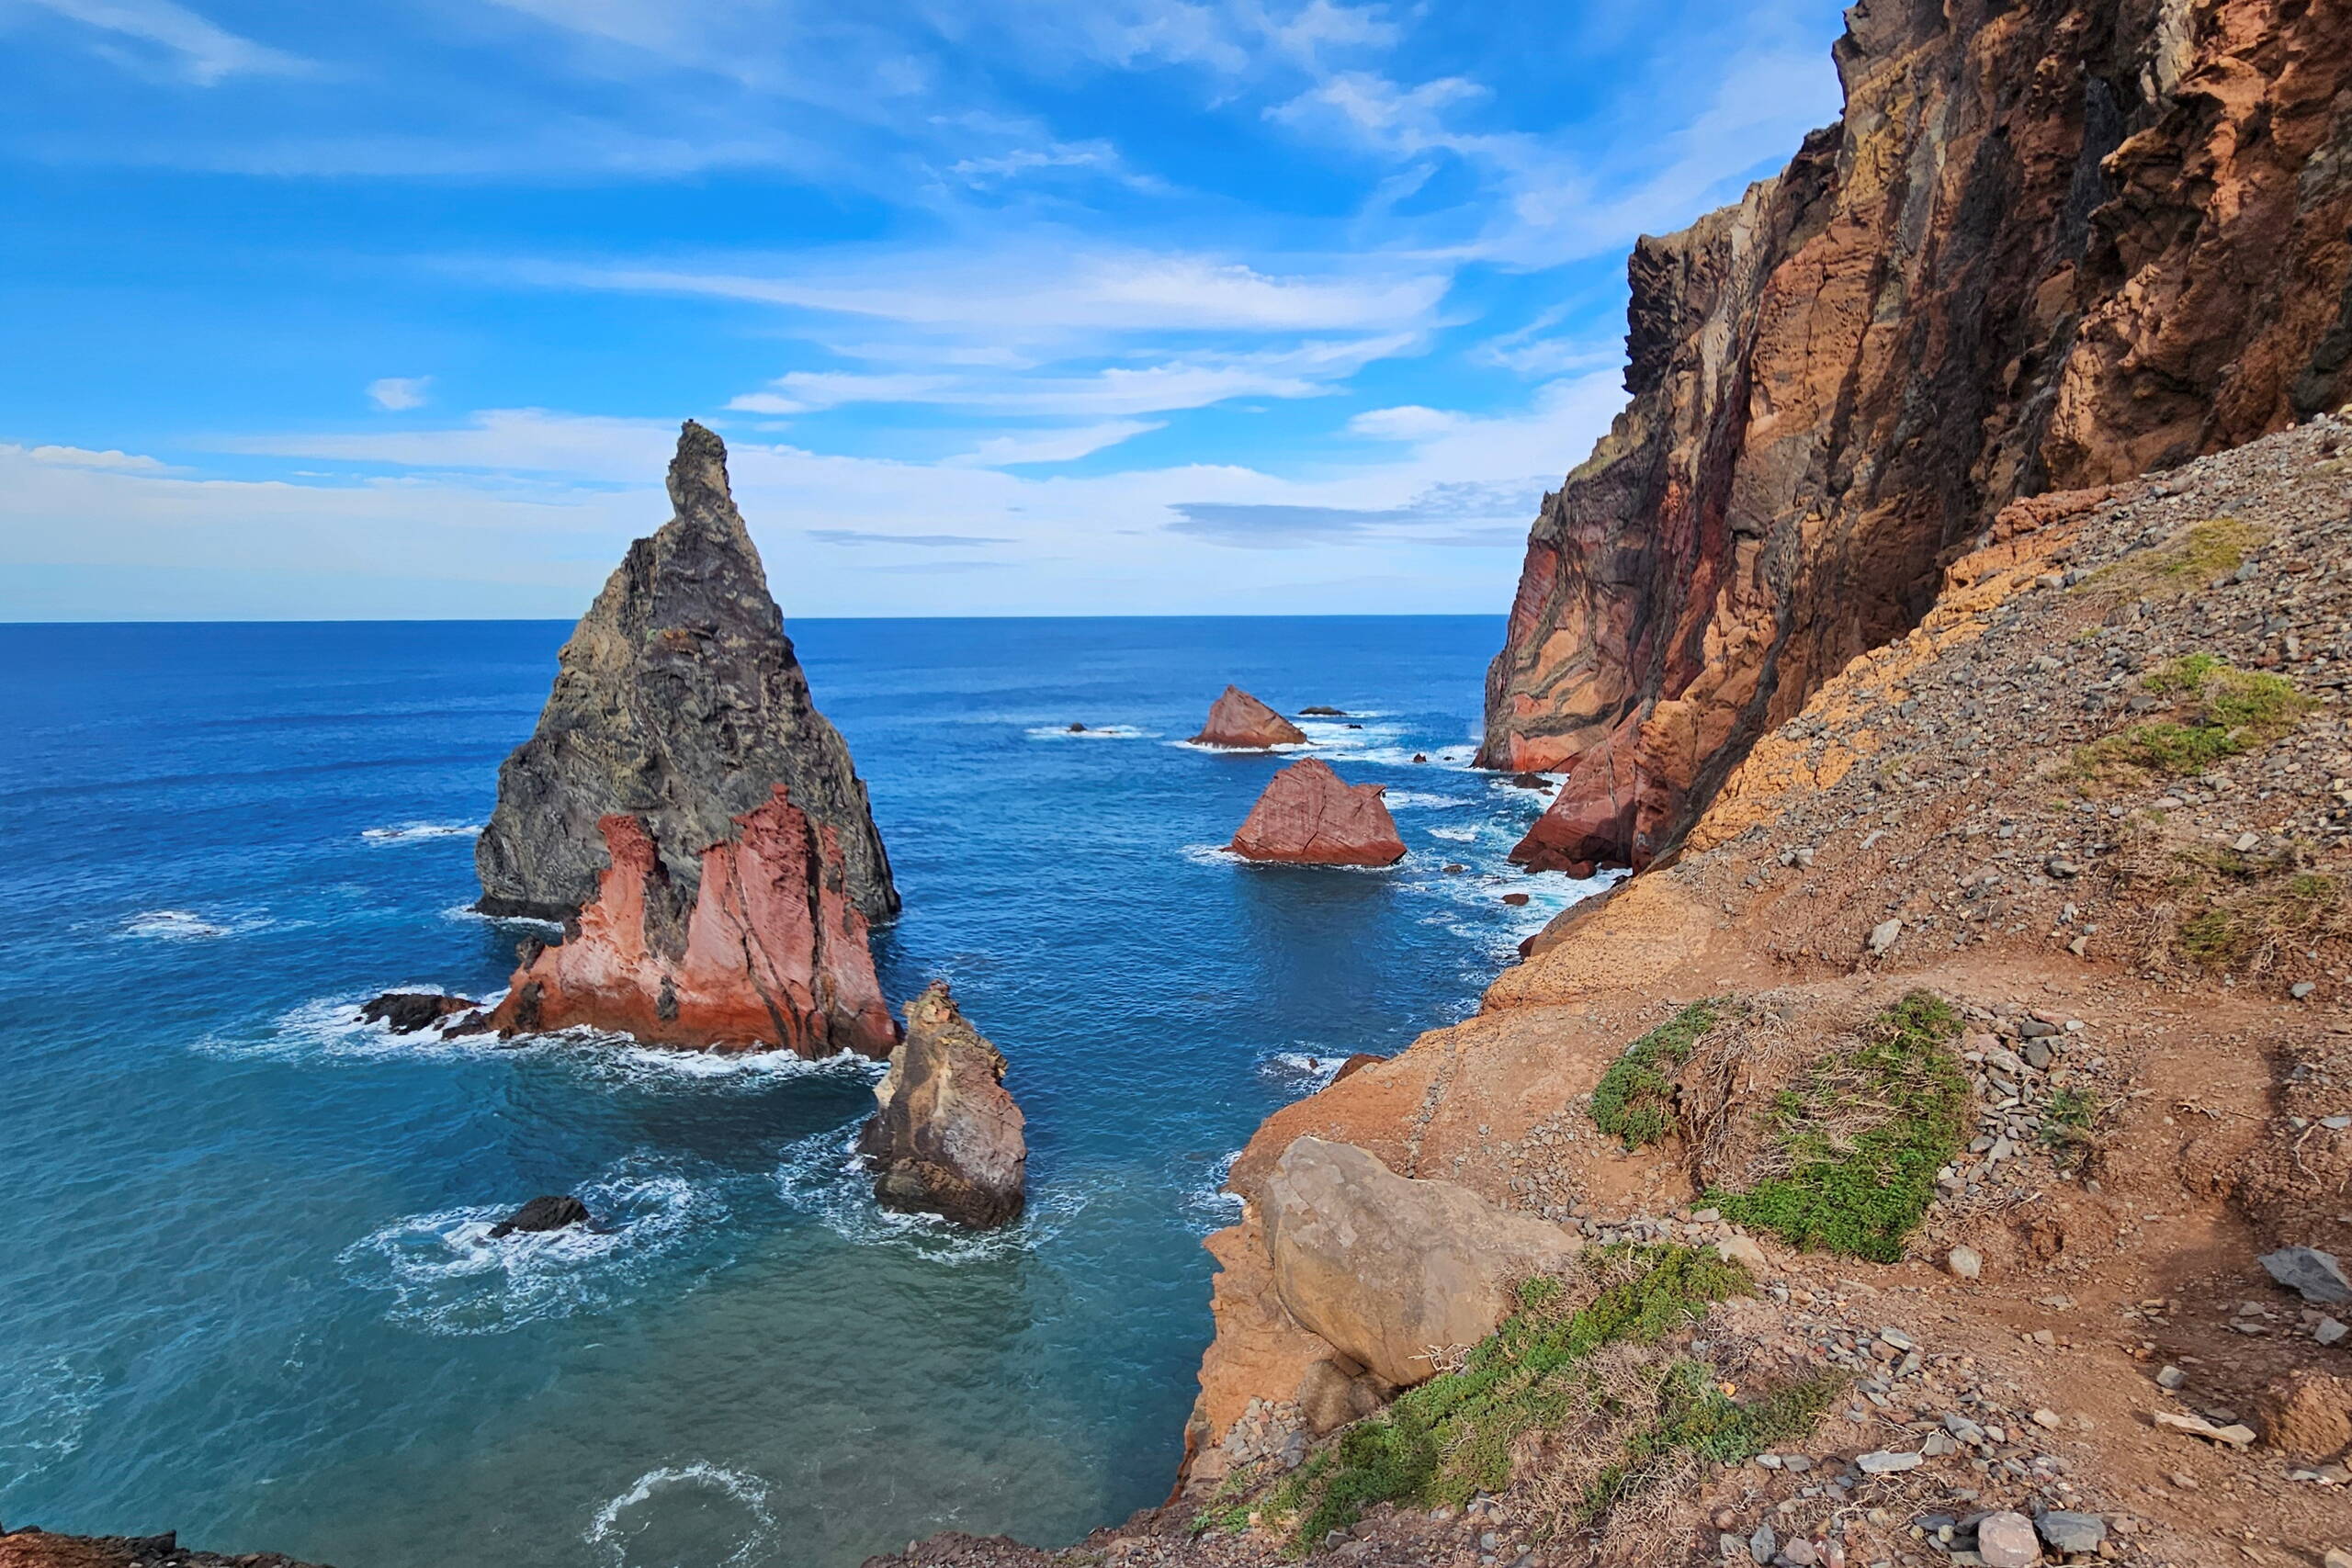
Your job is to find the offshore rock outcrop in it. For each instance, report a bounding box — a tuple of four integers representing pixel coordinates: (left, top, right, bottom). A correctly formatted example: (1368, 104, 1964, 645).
(1227, 759, 1407, 867)
(476, 421, 896, 922)
(484, 788, 897, 1058)
(1483, 0, 2352, 871)
(0, 1529, 330, 1568)
(1189, 686, 1306, 750)
(859, 980, 1025, 1229)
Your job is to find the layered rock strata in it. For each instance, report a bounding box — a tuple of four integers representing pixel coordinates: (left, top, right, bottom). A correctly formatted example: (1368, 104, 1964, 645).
(477, 421, 896, 922)
(1227, 759, 1407, 867)
(1190, 686, 1307, 750)
(484, 787, 897, 1058)
(860, 981, 1026, 1228)
(1483, 0, 2352, 872)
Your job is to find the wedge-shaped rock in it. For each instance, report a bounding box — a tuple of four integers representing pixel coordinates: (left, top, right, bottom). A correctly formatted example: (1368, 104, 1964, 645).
(1191, 685, 1307, 750)
(1261, 1136, 1581, 1386)
(1229, 759, 1407, 867)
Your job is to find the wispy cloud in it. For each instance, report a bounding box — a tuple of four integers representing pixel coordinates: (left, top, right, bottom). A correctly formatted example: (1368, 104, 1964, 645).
(803, 529, 1012, 547)
(23, 0, 307, 84)
(368, 376, 431, 411)
(945, 420, 1163, 467)
(12, 442, 169, 470)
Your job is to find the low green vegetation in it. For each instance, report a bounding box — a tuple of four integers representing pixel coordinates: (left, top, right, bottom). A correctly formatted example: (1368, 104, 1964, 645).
(1261, 1246, 1830, 1550)
(1590, 999, 1726, 1148)
(2039, 1085, 2099, 1169)
(2177, 871, 2344, 971)
(2076, 654, 2311, 783)
(1708, 991, 1968, 1263)
(2078, 517, 2267, 597)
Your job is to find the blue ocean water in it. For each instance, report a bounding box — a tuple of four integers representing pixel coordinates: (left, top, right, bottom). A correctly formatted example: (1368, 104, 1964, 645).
(0, 617, 1606, 1568)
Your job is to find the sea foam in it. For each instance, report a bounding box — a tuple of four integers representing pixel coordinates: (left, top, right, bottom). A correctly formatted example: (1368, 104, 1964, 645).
(584, 1461, 775, 1568)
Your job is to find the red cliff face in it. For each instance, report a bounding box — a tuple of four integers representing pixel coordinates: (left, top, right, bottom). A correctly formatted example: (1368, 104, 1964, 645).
(486, 785, 898, 1058)
(1229, 759, 1408, 867)
(1191, 685, 1308, 750)
(1484, 0, 2352, 871)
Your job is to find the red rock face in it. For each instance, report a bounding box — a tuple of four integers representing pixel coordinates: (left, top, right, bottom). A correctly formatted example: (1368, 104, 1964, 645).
(1229, 759, 1407, 867)
(1484, 0, 2352, 871)
(486, 785, 898, 1058)
(1191, 685, 1308, 750)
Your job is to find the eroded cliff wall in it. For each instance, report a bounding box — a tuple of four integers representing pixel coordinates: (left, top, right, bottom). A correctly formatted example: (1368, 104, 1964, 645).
(1485, 0, 2352, 870)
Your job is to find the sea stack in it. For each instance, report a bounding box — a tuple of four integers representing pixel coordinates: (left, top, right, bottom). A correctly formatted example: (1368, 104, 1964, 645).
(1229, 758, 1407, 867)
(483, 787, 897, 1056)
(1190, 685, 1307, 750)
(860, 981, 1026, 1229)
(475, 420, 896, 925)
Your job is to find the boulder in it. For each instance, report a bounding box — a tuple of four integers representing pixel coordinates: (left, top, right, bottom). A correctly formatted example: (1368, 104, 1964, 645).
(484, 790, 897, 1058)
(475, 421, 896, 924)
(1261, 1136, 1583, 1387)
(1297, 705, 1349, 716)
(488, 1194, 590, 1238)
(1190, 686, 1307, 749)
(2261, 1246, 2352, 1304)
(359, 992, 479, 1034)
(1294, 1356, 1392, 1436)
(1228, 759, 1407, 867)
(1330, 1053, 1385, 1085)
(2255, 1369, 2352, 1460)
(860, 981, 1026, 1229)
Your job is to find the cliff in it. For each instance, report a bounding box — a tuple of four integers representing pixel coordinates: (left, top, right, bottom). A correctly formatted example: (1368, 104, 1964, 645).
(476, 421, 897, 922)
(860, 980, 1027, 1228)
(1227, 759, 1408, 867)
(1484, 0, 2352, 871)
(485, 786, 898, 1057)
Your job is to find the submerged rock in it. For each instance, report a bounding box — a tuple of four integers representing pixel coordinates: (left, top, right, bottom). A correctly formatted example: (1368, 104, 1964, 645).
(359, 992, 480, 1034)
(1228, 758, 1407, 867)
(1261, 1136, 1582, 1387)
(488, 1194, 590, 1238)
(484, 790, 897, 1058)
(1189, 685, 1307, 750)
(475, 421, 896, 925)
(859, 981, 1026, 1229)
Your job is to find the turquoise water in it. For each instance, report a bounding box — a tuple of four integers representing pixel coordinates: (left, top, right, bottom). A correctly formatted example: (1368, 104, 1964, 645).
(0, 617, 1603, 1568)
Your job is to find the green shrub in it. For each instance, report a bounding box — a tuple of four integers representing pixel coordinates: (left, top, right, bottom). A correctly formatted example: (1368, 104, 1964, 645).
(1591, 999, 1726, 1147)
(1267, 1246, 1781, 1548)
(1709, 992, 1967, 1262)
(2076, 655, 2311, 782)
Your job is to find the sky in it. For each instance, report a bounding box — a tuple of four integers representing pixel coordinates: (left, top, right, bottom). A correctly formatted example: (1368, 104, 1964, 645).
(0, 0, 1849, 621)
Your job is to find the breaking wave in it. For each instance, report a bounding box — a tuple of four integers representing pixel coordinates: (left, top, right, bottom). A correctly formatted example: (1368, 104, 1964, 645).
(584, 1461, 776, 1568)
(1024, 724, 1156, 739)
(0, 1352, 102, 1489)
(774, 1126, 1084, 1264)
(361, 820, 481, 843)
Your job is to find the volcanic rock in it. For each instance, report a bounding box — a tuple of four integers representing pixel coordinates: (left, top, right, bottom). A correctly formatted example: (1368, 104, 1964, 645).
(1298, 705, 1348, 716)
(484, 788, 897, 1058)
(2261, 1246, 2352, 1304)
(487, 1194, 589, 1238)
(1228, 759, 1407, 867)
(1261, 1136, 1582, 1387)
(859, 980, 1025, 1229)
(1190, 686, 1306, 750)
(0, 1529, 330, 1568)
(1329, 1053, 1385, 1085)
(359, 992, 479, 1034)
(1479, 0, 2352, 870)
(476, 421, 896, 923)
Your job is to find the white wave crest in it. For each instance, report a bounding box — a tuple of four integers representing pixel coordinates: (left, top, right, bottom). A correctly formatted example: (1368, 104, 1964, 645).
(119, 908, 238, 941)
(585, 1461, 775, 1568)
(1258, 1051, 1347, 1095)
(362, 821, 482, 843)
(0, 1352, 102, 1488)
(1424, 825, 1479, 843)
(1024, 724, 1157, 739)
(775, 1127, 1084, 1264)
(440, 901, 563, 931)
(1381, 790, 1469, 810)
(1181, 1149, 1244, 1235)
(339, 1158, 715, 1336)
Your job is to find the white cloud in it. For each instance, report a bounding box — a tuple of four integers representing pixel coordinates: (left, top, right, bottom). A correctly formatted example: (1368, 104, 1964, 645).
(13, 442, 169, 470)
(1346, 404, 1457, 440)
(24, 0, 308, 84)
(946, 420, 1163, 467)
(368, 376, 432, 411)
(205, 408, 681, 479)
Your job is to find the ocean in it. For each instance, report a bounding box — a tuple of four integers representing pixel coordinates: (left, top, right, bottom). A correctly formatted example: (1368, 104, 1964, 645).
(0, 616, 1608, 1568)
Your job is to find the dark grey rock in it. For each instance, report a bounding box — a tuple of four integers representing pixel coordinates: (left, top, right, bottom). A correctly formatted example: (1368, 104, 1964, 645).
(2261, 1246, 2352, 1303)
(2036, 1511, 2106, 1553)
(475, 422, 896, 926)
(488, 1194, 590, 1238)
(360, 992, 479, 1034)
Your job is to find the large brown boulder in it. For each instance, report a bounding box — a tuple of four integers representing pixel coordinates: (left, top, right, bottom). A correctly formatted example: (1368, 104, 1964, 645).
(485, 786, 897, 1058)
(1261, 1136, 1582, 1387)
(859, 981, 1026, 1229)
(1190, 685, 1307, 749)
(1228, 759, 1407, 867)
(476, 421, 896, 923)
(1480, 0, 2352, 871)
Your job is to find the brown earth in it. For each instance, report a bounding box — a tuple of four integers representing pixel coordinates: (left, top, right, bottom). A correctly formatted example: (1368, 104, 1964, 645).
(1483, 0, 2352, 874)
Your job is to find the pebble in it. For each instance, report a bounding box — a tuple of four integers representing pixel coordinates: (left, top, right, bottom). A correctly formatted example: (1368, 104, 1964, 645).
(1974, 1510, 2041, 1568)
(1857, 1450, 1923, 1474)
(1947, 1246, 1983, 1281)
(1869, 919, 1903, 955)
(2155, 1364, 2187, 1390)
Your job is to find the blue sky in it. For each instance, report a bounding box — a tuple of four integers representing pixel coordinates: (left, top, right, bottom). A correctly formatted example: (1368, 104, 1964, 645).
(0, 0, 1847, 619)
